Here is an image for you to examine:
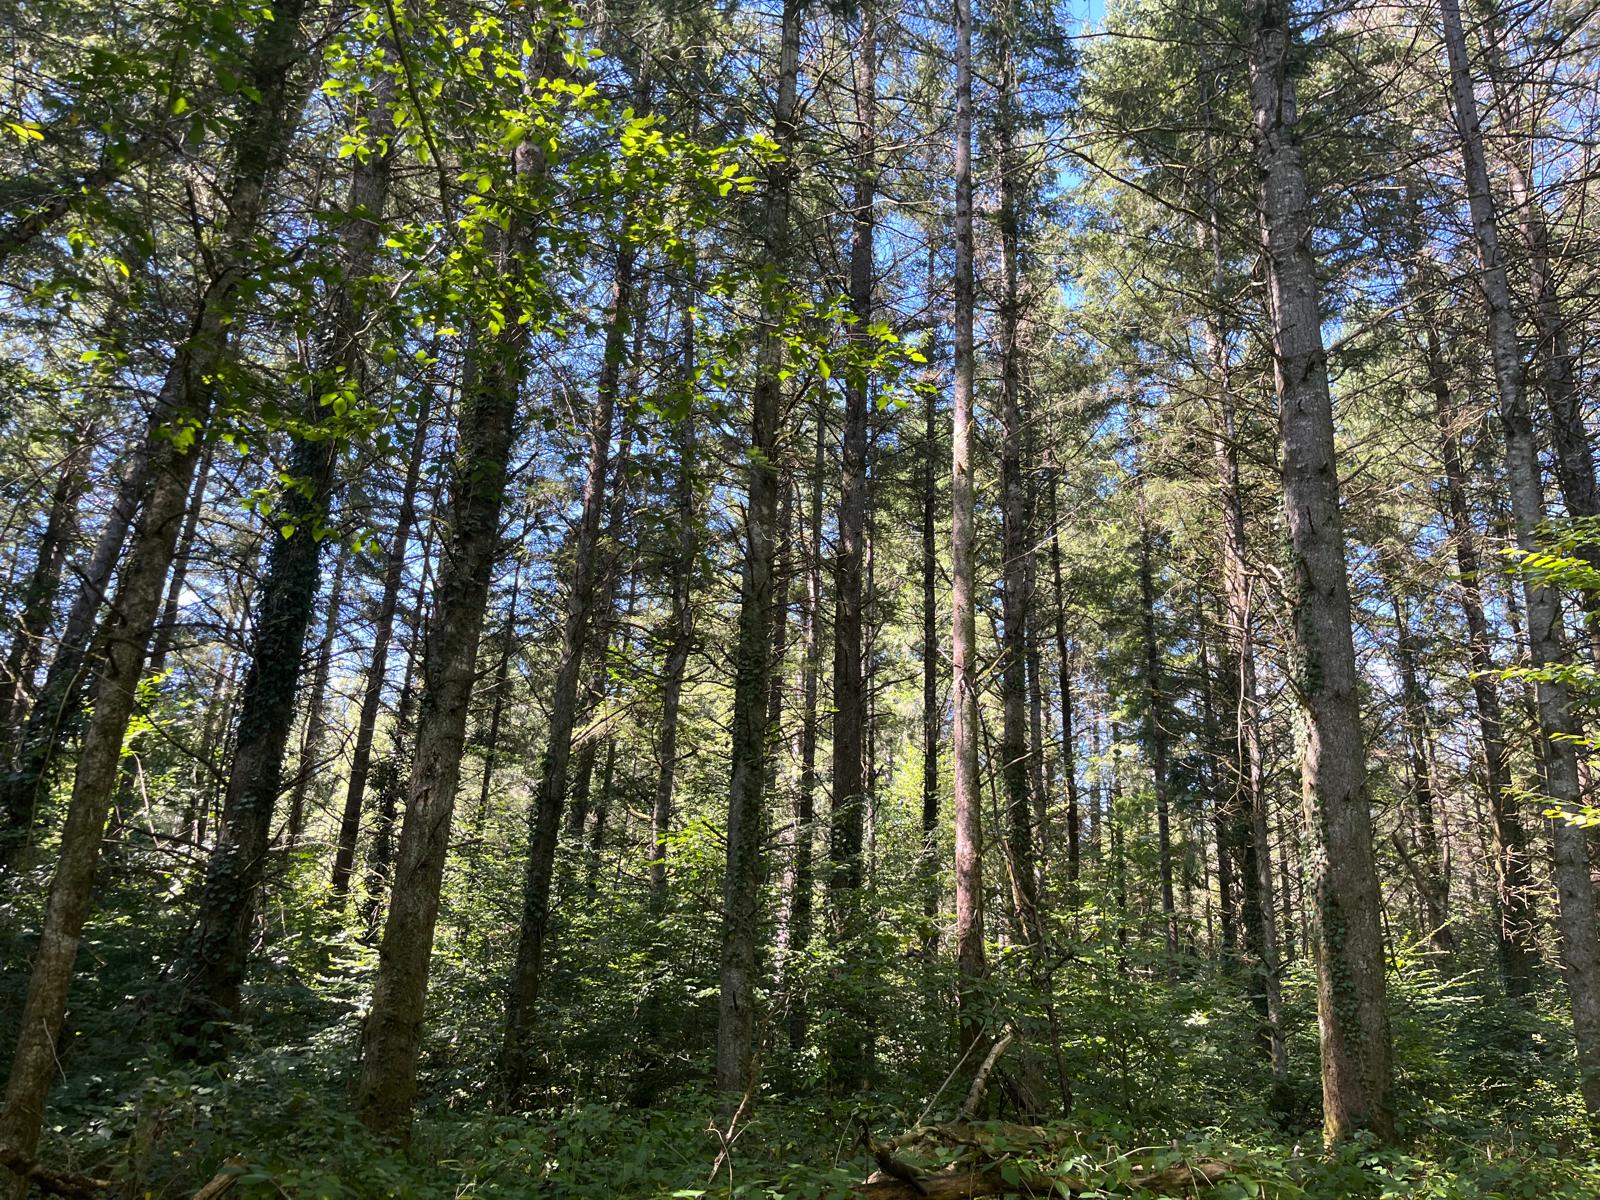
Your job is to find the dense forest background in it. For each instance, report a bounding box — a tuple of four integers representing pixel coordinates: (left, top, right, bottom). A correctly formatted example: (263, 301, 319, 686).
(3, 0, 1600, 1195)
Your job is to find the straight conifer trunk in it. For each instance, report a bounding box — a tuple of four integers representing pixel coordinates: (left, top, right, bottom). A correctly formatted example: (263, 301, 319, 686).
(715, 0, 801, 1095)
(1245, 0, 1392, 1143)
(650, 284, 699, 906)
(950, 0, 985, 1055)
(1420, 294, 1534, 995)
(1438, 0, 1600, 1122)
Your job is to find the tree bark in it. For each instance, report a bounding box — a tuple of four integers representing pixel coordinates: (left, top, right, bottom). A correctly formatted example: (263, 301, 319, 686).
(950, 0, 985, 1055)
(1388, 585, 1452, 955)
(995, 2, 1036, 954)
(1246, 0, 1393, 1142)
(0, 0, 312, 1180)
(0, 435, 89, 755)
(826, 0, 875, 1091)
(175, 74, 396, 1042)
(330, 385, 434, 901)
(1048, 475, 1079, 884)
(1136, 478, 1178, 972)
(287, 539, 350, 847)
(1439, 0, 1600, 1123)
(0, 428, 158, 871)
(351, 26, 556, 1141)
(503, 218, 639, 1101)
(650, 284, 699, 907)
(1421, 293, 1535, 995)
(714, 0, 801, 1097)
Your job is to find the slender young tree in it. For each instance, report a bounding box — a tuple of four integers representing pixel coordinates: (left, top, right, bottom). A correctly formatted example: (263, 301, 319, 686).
(351, 22, 560, 1142)
(950, 0, 985, 1055)
(330, 386, 435, 902)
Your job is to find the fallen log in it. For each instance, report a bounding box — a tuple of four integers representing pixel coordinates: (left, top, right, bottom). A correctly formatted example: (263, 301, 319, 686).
(0, 1149, 110, 1200)
(853, 1157, 1232, 1199)
(191, 1155, 247, 1200)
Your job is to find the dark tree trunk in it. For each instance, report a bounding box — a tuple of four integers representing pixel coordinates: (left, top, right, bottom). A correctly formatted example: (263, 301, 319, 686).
(145, 440, 215, 677)
(1421, 293, 1535, 996)
(0, 442, 150, 869)
(649, 283, 699, 907)
(351, 28, 557, 1141)
(175, 76, 396, 1043)
(1048, 475, 1079, 884)
(1388, 585, 1452, 955)
(287, 539, 350, 847)
(921, 360, 941, 921)
(789, 414, 824, 1051)
(503, 215, 641, 1100)
(715, 0, 800, 1096)
(0, 435, 89, 755)
(1136, 481, 1178, 972)
(826, 0, 875, 1091)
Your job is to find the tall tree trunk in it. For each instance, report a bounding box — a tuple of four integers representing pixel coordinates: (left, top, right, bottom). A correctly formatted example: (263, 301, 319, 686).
(1246, 0, 1392, 1143)
(994, 0, 1036, 954)
(502, 216, 640, 1100)
(351, 25, 558, 1141)
(175, 77, 396, 1042)
(649, 284, 699, 907)
(288, 539, 351, 847)
(0, 435, 89, 753)
(1421, 292, 1535, 995)
(145, 440, 215, 677)
(0, 0, 312, 1179)
(330, 386, 435, 901)
(1198, 612, 1237, 963)
(1439, 0, 1600, 1124)
(826, 0, 875, 1091)
(950, 0, 985, 1055)
(0, 442, 150, 869)
(714, 0, 800, 1097)
(789, 413, 824, 1051)
(472, 556, 522, 831)
(359, 604, 424, 944)
(921, 359, 941, 921)
(1136, 479, 1178, 971)
(1388, 585, 1452, 955)
(1048, 475, 1079, 884)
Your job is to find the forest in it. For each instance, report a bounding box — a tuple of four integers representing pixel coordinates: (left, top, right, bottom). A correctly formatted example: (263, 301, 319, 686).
(2, 0, 1600, 1194)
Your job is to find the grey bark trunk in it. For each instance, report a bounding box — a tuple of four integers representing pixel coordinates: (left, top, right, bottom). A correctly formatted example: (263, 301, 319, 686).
(351, 28, 556, 1141)
(1439, 0, 1600, 1122)
(1246, 0, 1393, 1142)
(330, 384, 434, 901)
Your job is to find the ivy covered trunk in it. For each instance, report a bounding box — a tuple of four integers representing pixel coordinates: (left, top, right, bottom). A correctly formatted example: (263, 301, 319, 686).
(0, 0, 312, 1181)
